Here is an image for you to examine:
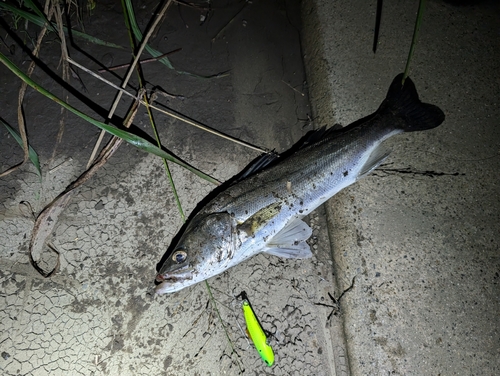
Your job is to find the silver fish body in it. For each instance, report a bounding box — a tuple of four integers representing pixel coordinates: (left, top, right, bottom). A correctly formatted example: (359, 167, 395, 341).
(155, 74, 445, 294)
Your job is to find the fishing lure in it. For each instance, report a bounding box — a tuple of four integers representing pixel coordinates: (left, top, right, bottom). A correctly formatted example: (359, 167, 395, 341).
(238, 291, 275, 367)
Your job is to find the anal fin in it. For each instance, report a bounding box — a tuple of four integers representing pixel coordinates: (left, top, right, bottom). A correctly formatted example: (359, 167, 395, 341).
(358, 145, 391, 179)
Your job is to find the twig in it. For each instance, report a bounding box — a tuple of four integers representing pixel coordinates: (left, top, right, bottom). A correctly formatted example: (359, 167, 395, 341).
(49, 157, 73, 173)
(212, 1, 249, 42)
(148, 90, 185, 221)
(29, 242, 60, 278)
(174, 0, 210, 10)
(1, 51, 220, 184)
(205, 281, 244, 373)
(67, 57, 268, 154)
(281, 79, 305, 96)
(29, 91, 143, 275)
(0, 0, 54, 178)
(87, 0, 174, 169)
(50, 1, 72, 164)
(97, 48, 182, 72)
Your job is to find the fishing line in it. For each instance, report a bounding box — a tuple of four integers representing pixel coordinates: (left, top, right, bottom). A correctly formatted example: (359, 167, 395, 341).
(204, 281, 245, 373)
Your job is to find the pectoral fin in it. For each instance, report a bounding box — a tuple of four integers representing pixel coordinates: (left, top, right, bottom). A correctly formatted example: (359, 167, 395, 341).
(264, 219, 313, 259)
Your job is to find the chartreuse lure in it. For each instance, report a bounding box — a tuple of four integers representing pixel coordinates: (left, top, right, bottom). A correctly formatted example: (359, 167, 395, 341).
(240, 292, 274, 366)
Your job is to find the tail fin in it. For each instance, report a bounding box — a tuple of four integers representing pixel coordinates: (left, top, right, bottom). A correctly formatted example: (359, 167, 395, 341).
(382, 73, 445, 132)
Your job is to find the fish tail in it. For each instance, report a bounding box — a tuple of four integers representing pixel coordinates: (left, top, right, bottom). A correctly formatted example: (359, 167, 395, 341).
(382, 73, 445, 132)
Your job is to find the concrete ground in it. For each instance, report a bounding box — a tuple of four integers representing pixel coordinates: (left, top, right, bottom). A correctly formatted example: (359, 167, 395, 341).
(1, 0, 498, 375)
(302, 0, 500, 375)
(0, 1, 340, 375)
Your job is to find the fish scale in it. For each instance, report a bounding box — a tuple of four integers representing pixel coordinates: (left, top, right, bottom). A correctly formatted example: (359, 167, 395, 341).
(155, 74, 445, 294)
(211, 123, 395, 224)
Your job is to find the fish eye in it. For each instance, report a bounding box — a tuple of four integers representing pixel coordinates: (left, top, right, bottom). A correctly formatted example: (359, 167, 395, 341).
(172, 249, 187, 264)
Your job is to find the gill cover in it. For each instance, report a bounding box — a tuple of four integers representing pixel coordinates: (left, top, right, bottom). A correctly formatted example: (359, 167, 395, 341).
(157, 211, 237, 280)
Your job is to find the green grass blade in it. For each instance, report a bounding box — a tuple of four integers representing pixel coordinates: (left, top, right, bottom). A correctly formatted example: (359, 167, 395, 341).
(123, 0, 224, 79)
(123, 0, 174, 69)
(403, 0, 427, 84)
(1, 2, 46, 27)
(0, 51, 219, 185)
(22, 0, 56, 33)
(0, 2, 124, 49)
(69, 28, 124, 49)
(1, 119, 42, 179)
(121, 0, 186, 220)
(142, 95, 186, 220)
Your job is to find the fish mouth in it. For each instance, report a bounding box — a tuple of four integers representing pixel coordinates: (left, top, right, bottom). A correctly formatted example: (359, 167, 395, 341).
(155, 270, 193, 283)
(154, 268, 194, 294)
(156, 264, 193, 282)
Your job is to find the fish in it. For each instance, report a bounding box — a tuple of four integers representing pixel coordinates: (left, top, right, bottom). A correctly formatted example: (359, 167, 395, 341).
(238, 291, 275, 366)
(155, 73, 445, 294)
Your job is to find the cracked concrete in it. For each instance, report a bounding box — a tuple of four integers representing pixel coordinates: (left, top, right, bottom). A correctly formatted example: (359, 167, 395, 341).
(1, 0, 344, 375)
(3, 0, 498, 375)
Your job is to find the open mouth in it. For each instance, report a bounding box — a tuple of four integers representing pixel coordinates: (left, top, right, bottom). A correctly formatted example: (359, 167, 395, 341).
(155, 269, 194, 283)
(154, 270, 196, 294)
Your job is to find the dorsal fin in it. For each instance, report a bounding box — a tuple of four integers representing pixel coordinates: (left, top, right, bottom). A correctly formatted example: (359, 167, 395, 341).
(235, 153, 279, 182)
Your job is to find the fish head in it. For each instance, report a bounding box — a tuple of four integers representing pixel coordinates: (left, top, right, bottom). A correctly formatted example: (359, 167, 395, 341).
(155, 211, 238, 294)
